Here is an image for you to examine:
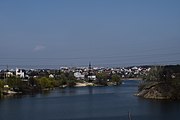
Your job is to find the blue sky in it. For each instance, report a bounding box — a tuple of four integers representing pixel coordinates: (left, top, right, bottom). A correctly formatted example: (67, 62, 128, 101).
(0, 0, 180, 68)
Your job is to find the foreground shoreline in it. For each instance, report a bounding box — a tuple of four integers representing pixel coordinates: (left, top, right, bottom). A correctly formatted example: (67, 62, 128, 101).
(136, 81, 180, 100)
(1, 78, 142, 96)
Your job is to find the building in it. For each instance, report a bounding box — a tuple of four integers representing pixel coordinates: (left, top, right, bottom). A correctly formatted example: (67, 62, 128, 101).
(87, 62, 96, 81)
(74, 72, 85, 80)
(16, 68, 25, 78)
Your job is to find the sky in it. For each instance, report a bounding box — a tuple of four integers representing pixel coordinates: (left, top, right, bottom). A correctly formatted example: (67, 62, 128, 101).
(0, 0, 180, 68)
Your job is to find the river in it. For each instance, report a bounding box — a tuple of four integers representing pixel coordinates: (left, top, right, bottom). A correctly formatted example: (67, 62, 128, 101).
(0, 80, 180, 120)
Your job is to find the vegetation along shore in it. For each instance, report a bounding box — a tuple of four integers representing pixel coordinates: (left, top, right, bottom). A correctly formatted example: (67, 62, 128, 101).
(1, 64, 180, 100)
(136, 65, 180, 100)
(0, 69, 122, 97)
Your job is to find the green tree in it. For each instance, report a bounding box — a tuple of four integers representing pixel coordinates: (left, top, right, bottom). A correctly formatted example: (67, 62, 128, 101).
(143, 66, 164, 82)
(0, 80, 5, 97)
(111, 74, 121, 85)
(96, 72, 108, 81)
(96, 72, 108, 85)
(6, 77, 23, 88)
(35, 77, 53, 89)
(59, 73, 68, 85)
(0, 80, 5, 89)
(29, 77, 37, 87)
(66, 72, 76, 87)
(49, 78, 60, 87)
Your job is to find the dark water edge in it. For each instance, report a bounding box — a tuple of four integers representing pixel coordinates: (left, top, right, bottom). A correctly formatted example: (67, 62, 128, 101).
(0, 80, 180, 120)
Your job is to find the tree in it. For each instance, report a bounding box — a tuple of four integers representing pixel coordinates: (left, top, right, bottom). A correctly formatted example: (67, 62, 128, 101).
(0, 80, 5, 97)
(143, 66, 163, 82)
(29, 77, 36, 87)
(111, 74, 121, 85)
(35, 77, 53, 89)
(6, 77, 23, 88)
(96, 72, 108, 80)
(96, 72, 108, 85)
(57, 72, 67, 86)
(143, 66, 173, 82)
(0, 80, 5, 89)
(66, 72, 76, 87)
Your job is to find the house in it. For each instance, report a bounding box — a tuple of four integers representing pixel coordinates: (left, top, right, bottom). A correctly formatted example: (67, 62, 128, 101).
(16, 68, 25, 78)
(87, 75, 96, 81)
(49, 74, 54, 78)
(74, 72, 85, 80)
(0, 70, 14, 79)
(6, 71, 14, 78)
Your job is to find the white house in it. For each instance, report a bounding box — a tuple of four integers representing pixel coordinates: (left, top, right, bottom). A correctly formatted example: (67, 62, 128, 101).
(74, 72, 85, 80)
(49, 74, 54, 78)
(5, 71, 13, 77)
(16, 68, 25, 78)
(88, 75, 96, 81)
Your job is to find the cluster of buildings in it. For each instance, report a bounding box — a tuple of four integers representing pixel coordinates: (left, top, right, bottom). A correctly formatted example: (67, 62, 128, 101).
(72, 65, 151, 80)
(0, 64, 151, 81)
(0, 68, 27, 79)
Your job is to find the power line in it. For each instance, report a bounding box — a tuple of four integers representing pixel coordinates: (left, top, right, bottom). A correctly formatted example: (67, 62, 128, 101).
(0, 59, 179, 68)
(0, 52, 179, 60)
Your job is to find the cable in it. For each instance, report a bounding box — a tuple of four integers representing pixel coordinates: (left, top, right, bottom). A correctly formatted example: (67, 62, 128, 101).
(0, 59, 179, 68)
(0, 52, 179, 60)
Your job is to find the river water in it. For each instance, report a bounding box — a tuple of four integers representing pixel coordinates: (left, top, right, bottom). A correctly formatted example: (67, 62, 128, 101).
(0, 80, 180, 120)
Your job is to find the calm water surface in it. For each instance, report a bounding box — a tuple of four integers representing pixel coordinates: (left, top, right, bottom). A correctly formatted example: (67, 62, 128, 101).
(0, 80, 180, 120)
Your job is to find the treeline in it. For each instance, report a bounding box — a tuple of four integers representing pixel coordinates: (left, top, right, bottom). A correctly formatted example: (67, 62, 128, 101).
(142, 65, 180, 82)
(0, 72, 77, 93)
(138, 65, 180, 99)
(95, 72, 121, 86)
(0, 71, 122, 95)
